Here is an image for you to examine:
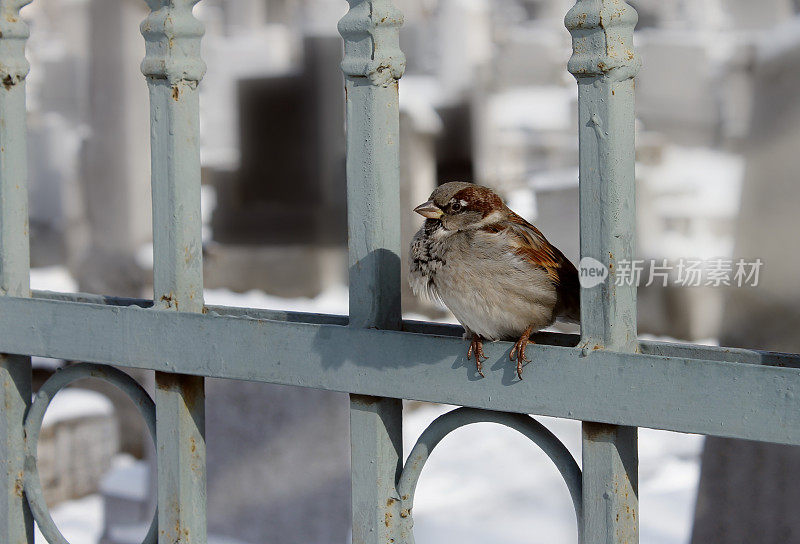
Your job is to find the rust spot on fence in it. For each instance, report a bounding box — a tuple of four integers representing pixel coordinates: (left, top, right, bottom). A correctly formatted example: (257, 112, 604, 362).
(172, 85, 180, 101)
(14, 472, 23, 497)
(6, 15, 17, 23)
(161, 293, 177, 310)
(2, 75, 16, 90)
(384, 511, 392, 527)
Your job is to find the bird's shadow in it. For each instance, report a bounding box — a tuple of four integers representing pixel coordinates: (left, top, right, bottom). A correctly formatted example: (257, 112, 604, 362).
(450, 350, 486, 382)
(449, 342, 524, 385)
(490, 346, 526, 386)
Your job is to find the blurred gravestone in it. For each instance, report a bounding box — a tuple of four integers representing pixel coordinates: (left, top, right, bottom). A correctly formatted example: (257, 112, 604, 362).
(77, 0, 150, 298)
(205, 380, 351, 544)
(206, 34, 348, 296)
(691, 22, 800, 544)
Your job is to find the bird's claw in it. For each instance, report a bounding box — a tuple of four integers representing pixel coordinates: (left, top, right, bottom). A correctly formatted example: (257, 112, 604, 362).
(467, 337, 487, 377)
(510, 336, 533, 380)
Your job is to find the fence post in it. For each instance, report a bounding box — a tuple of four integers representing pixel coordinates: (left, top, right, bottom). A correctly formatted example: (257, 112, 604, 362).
(141, 2, 207, 542)
(339, 1, 406, 542)
(0, 1, 33, 542)
(566, 1, 641, 542)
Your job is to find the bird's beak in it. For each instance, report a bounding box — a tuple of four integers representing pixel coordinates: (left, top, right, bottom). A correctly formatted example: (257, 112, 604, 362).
(414, 200, 443, 219)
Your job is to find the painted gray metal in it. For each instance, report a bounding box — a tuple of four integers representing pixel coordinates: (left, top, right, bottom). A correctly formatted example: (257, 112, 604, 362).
(339, 1, 406, 542)
(0, 0, 33, 541)
(141, 2, 207, 543)
(23, 364, 157, 544)
(395, 408, 583, 543)
(566, 1, 642, 540)
(1, 295, 800, 448)
(350, 396, 403, 544)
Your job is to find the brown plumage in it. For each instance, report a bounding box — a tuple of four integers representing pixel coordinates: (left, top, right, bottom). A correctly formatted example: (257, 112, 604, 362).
(409, 182, 579, 378)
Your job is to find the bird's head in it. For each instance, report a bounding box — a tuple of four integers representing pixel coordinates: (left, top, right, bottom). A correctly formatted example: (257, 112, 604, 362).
(414, 182, 506, 232)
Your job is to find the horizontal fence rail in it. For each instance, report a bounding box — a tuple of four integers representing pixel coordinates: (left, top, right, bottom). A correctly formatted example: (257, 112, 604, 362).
(30, 290, 800, 369)
(1, 294, 799, 446)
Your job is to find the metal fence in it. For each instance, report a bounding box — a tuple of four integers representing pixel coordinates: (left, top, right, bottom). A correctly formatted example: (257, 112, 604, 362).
(1, 0, 799, 543)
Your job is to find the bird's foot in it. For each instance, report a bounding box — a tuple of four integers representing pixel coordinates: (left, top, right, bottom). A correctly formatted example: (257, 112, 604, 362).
(509, 327, 535, 379)
(467, 336, 487, 377)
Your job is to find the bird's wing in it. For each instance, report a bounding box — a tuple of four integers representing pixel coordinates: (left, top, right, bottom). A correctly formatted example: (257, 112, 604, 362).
(498, 211, 581, 321)
(498, 212, 570, 283)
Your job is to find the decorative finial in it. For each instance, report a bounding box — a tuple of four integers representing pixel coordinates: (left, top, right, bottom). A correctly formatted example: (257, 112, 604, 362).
(565, 0, 641, 81)
(339, 0, 406, 87)
(0, 0, 32, 88)
(140, 0, 206, 84)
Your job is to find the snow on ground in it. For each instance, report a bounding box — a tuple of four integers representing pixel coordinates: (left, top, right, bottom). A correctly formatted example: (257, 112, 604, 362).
(406, 403, 703, 544)
(34, 494, 104, 544)
(204, 283, 350, 315)
(30, 268, 703, 543)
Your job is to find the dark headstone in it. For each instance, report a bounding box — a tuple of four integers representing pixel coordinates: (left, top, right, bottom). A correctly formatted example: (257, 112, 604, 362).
(211, 35, 346, 247)
(435, 103, 474, 184)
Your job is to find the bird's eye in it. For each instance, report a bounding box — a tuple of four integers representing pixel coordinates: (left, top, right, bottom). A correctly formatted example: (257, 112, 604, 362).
(451, 202, 462, 212)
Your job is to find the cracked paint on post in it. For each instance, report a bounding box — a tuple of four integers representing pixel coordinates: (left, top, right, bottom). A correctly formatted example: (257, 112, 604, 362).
(567, 1, 641, 542)
(142, 2, 207, 543)
(0, 0, 32, 541)
(340, 2, 405, 543)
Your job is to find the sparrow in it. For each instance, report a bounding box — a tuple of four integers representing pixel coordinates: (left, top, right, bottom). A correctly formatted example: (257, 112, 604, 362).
(409, 182, 579, 379)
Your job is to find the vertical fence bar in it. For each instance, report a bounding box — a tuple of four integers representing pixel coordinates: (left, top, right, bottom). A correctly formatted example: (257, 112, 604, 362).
(0, 1, 33, 542)
(566, 1, 641, 542)
(141, 2, 207, 543)
(339, 2, 406, 543)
